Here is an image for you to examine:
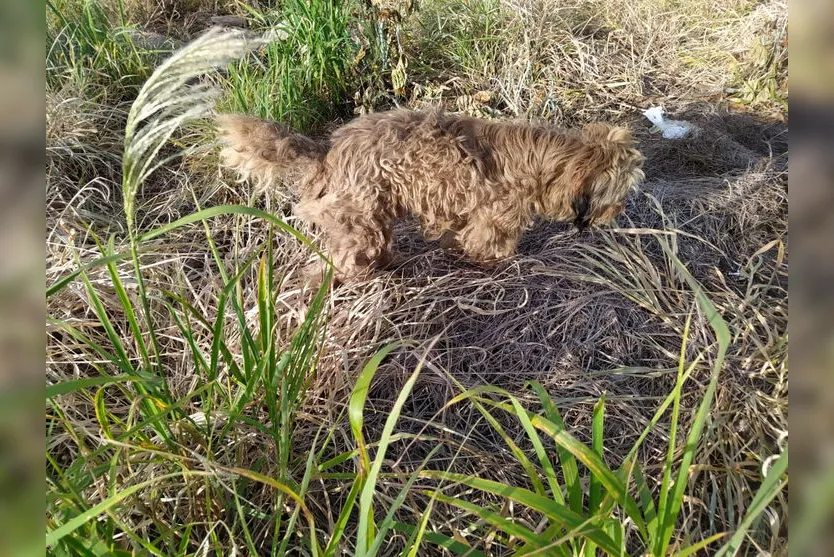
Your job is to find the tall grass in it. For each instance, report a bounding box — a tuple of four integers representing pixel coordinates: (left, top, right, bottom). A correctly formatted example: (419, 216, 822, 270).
(221, 0, 355, 132)
(410, 0, 506, 79)
(46, 28, 329, 554)
(47, 0, 151, 98)
(415, 236, 788, 556)
(45, 25, 441, 556)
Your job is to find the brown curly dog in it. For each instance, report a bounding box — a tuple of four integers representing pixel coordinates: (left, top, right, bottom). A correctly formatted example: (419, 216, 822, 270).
(217, 109, 645, 280)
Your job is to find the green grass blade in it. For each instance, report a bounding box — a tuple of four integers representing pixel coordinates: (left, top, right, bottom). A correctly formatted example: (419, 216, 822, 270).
(401, 498, 436, 557)
(47, 318, 133, 376)
(618, 352, 703, 468)
(164, 301, 210, 376)
(349, 341, 410, 476)
(656, 245, 731, 554)
(47, 252, 130, 298)
(655, 310, 693, 552)
(46, 472, 199, 547)
(509, 396, 564, 504)
(391, 522, 488, 557)
(230, 479, 259, 556)
(480, 396, 648, 541)
(589, 393, 605, 513)
(368, 445, 442, 556)
(420, 471, 622, 555)
(323, 476, 365, 557)
(470, 393, 547, 496)
(713, 449, 788, 557)
(279, 427, 325, 556)
(209, 288, 229, 380)
(194, 201, 259, 370)
(225, 466, 320, 556)
(137, 204, 328, 263)
(675, 532, 727, 557)
(358, 342, 426, 555)
(514, 529, 572, 557)
(426, 490, 552, 548)
(584, 393, 606, 557)
(77, 268, 133, 372)
(206, 246, 264, 382)
(528, 381, 583, 514)
(322, 477, 363, 557)
(347, 341, 410, 552)
(102, 236, 150, 370)
(93, 387, 118, 440)
(606, 519, 626, 557)
(631, 459, 658, 541)
(46, 375, 152, 399)
(446, 386, 548, 498)
(318, 433, 442, 473)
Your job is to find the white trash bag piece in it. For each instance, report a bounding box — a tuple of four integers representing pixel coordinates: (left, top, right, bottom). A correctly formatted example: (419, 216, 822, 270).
(643, 106, 694, 139)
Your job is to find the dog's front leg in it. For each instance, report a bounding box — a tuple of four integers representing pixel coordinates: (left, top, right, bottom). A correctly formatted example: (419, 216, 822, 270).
(456, 215, 523, 264)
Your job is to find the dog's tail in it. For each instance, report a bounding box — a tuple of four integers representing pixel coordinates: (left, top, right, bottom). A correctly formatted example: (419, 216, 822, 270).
(216, 114, 326, 190)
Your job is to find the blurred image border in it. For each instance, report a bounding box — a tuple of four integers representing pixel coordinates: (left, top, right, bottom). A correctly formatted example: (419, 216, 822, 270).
(0, 1, 45, 556)
(788, 0, 834, 554)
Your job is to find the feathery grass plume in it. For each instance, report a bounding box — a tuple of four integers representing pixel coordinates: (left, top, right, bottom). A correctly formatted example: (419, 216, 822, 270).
(122, 27, 266, 226)
(120, 27, 267, 370)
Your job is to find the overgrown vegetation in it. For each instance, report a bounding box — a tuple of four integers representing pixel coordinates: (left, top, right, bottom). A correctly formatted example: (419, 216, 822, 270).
(46, 0, 788, 555)
(220, 0, 355, 130)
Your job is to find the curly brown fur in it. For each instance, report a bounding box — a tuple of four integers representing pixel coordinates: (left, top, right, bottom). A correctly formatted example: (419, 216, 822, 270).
(216, 114, 328, 197)
(217, 109, 645, 280)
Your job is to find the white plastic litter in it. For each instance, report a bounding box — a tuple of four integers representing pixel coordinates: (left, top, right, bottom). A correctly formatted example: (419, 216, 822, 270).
(643, 106, 694, 139)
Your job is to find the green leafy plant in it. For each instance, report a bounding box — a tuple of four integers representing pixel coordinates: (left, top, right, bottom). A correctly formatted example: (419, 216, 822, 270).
(47, 0, 152, 97)
(46, 27, 443, 555)
(221, 0, 355, 132)
(46, 27, 331, 555)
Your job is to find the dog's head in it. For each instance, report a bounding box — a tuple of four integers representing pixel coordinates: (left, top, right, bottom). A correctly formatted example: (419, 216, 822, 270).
(552, 123, 645, 230)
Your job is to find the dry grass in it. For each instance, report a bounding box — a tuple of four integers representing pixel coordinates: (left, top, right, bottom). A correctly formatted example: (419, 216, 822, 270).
(400, 0, 787, 122)
(46, 0, 787, 554)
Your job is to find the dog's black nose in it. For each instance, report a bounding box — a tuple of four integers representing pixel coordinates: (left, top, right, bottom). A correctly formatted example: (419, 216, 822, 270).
(572, 214, 592, 233)
(571, 193, 592, 231)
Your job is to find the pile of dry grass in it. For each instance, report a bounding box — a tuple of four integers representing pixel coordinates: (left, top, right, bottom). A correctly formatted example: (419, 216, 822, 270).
(400, 0, 787, 124)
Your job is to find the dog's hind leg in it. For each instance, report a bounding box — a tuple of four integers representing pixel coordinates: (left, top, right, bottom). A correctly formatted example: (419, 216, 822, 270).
(296, 194, 393, 281)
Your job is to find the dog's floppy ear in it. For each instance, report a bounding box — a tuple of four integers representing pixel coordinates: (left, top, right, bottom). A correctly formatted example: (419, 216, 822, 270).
(581, 122, 633, 147)
(567, 132, 609, 230)
(568, 123, 642, 230)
